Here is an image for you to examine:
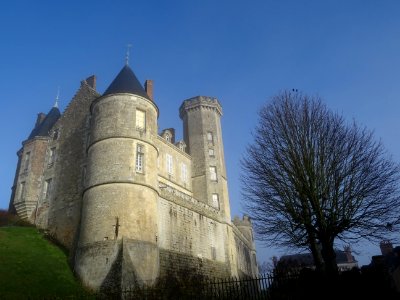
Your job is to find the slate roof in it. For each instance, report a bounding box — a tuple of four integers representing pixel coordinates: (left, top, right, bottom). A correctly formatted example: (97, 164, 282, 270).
(103, 64, 151, 100)
(28, 107, 61, 139)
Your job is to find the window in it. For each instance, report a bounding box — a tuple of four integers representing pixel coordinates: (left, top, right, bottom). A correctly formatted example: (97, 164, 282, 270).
(43, 178, 53, 199)
(48, 147, 56, 165)
(23, 152, 31, 171)
(136, 109, 146, 130)
(181, 163, 187, 182)
(212, 193, 220, 210)
(179, 143, 186, 152)
(53, 129, 59, 140)
(209, 166, 217, 181)
(136, 144, 144, 173)
(208, 148, 214, 156)
(18, 182, 26, 201)
(207, 132, 213, 143)
(165, 134, 170, 142)
(166, 154, 173, 175)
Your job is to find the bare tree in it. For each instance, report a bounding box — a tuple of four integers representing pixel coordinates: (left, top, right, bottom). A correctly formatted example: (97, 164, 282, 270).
(241, 91, 400, 276)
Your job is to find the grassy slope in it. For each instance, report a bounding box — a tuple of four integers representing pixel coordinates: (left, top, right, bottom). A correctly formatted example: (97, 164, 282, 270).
(0, 226, 92, 299)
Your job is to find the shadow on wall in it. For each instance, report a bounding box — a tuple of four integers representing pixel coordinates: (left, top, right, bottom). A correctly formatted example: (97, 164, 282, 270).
(99, 242, 123, 296)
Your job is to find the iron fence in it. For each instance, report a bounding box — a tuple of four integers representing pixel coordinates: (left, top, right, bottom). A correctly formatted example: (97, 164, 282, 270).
(115, 272, 300, 300)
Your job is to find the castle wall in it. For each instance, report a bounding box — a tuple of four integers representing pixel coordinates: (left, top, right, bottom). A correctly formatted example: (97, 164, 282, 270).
(47, 81, 99, 249)
(156, 182, 257, 278)
(156, 136, 192, 192)
(158, 196, 226, 262)
(231, 217, 258, 277)
(159, 249, 230, 280)
(34, 125, 64, 228)
(232, 226, 258, 277)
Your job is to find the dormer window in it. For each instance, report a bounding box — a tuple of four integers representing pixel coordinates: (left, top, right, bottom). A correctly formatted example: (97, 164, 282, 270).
(161, 129, 175, 143)
(176, 141, 186, 152)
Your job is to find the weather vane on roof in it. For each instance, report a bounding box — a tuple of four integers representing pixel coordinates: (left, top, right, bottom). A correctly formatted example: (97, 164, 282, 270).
(125, 44, 132, 65)
(54, 86, 60, 108)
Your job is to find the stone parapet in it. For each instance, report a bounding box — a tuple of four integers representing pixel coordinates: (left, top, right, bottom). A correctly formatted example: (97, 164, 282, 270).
(179, 96, 222, 119)
(159, 182, 220, 221)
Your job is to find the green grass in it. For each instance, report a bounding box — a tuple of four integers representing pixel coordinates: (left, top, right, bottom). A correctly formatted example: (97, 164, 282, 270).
(0, 226, 93, 299)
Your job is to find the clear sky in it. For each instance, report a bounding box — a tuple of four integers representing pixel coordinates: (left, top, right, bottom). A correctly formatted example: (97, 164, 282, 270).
(1, 0, 399, 267)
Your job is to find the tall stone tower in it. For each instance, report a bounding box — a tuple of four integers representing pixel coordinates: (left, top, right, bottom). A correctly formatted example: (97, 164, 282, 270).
(75, 64, 159, 289)
(179, 96, 231, 223)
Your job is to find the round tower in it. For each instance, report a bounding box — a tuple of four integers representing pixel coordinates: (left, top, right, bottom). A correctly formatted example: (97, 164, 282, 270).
(75, 64, 160, 290)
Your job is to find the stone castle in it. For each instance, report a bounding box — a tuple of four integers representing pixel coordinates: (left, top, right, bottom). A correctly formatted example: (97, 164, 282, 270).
(8, 62, 258, 290)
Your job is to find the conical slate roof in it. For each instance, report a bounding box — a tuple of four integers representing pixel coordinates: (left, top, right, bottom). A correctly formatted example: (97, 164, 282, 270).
(28, 107, 61, 139)
(103, 64, 151, 100)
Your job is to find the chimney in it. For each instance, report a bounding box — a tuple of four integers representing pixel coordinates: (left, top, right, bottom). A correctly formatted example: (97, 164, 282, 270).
(35, 113, 46, 128)
(145, 80, 153, 101)
(85, 75, 96, 90)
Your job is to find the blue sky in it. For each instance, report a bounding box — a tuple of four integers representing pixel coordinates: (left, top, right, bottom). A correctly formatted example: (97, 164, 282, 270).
(1, 0, 399, 267)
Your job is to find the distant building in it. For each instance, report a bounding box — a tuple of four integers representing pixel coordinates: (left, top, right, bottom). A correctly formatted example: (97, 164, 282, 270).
(369, 240, 400, 292)
(278, 246, 358, 272)
(8, 61, 258, 290)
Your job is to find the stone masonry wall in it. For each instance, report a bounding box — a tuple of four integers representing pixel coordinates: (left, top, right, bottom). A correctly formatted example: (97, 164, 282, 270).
(47, 80, 99, 250)
(158, 196, 226, 263)
(159, 249, 230, 280)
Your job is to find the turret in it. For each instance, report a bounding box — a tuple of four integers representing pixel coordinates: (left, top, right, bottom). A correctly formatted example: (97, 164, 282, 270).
(179, 96, 231, 222)
(9, 104, 60, 220)
(76, 64, 160, 290)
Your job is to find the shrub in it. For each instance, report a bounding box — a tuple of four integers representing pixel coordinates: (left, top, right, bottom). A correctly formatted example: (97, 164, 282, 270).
(0, 209, 33, 227)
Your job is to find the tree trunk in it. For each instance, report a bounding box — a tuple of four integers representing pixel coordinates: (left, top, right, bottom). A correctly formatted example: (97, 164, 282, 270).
(306, 229, 324, 272)
(320, 238, 338, 277)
